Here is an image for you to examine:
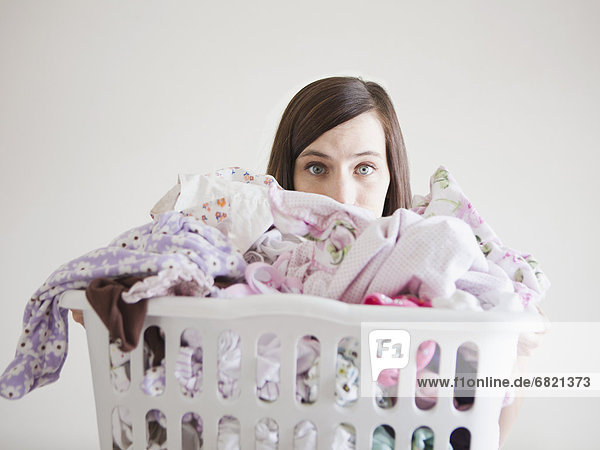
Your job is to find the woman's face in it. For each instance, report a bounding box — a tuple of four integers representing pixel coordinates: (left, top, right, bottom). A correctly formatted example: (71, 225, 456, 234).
(293, 111, 390, 217)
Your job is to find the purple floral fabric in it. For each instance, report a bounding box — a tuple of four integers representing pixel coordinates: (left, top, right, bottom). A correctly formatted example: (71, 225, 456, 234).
(0, 211, 245, 400)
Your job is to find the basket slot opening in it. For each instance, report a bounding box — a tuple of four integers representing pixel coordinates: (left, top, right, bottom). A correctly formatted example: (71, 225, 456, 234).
(453, 342, 479, 411)
(146, 409, 167, 449)
(109, 340, 131, 393)
(415, 340, 440, 411)
(296, 335, 320, 404)
(412, 426, 434, 449)
(372, 424, 395, 449)
(218, 330, 241, 400)
(218, 415, 240, 449)
(293, 420, 316, 449)
(256, 417, 279, 448)
(142, 325, 165, 396)
(182, 412, 203, 449)
(450, 427, 471, 449)
(111, 406, 132, 450)
(257, 333, 281, 402)
(335, 337, 360, 407)
(177, 328, 203, 398)
(334, 423, 355, 448)
(375, 367, 399, 409)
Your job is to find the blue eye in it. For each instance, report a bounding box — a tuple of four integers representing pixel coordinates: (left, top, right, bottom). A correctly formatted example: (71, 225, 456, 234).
(308, 164, 325, 175)
(356, 164, 374, 175)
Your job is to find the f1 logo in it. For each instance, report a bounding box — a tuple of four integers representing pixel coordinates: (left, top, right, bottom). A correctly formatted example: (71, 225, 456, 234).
(368, 329, 411, 381)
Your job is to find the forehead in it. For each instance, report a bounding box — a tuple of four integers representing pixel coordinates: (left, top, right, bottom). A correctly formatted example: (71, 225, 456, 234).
(298, 111, 386, 159)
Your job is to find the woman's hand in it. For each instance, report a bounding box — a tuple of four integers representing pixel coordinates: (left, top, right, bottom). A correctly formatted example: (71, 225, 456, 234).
(70, 309, 85, 327)
(517, 305, 550, 358)
(499, 304, 550, 447)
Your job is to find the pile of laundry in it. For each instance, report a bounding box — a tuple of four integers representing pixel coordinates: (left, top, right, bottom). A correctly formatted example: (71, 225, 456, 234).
(0, 166, 549, 450)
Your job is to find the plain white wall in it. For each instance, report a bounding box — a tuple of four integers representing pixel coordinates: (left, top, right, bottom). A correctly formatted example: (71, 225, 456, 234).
(1, 0, 598, 448)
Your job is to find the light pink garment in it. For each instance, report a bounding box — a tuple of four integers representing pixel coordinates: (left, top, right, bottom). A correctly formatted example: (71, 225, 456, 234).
(412, 166, 550, 307)
(327, 210, 489, 303)
(269, 188, 492, 304)
(267, 184, 373, 299)
(268, 183, 375, 237)
(267, 169, 545, 311)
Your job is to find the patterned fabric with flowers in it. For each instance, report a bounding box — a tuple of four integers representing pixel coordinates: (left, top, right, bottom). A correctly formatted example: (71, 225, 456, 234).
(0, 211, 246, 400)
(161, 167, 278, 254)
(411, 166, 550, 307)
(307, 220, 357, 267)
(267, 184, 374, 296)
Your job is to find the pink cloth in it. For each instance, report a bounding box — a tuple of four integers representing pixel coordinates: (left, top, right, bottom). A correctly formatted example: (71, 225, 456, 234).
(412, 166, 550, 307)
(328, 210, 489, 303)
(363, 292, 423, 307)
(218, 262, 303, 298)
(267, 185, 373, 298)
(269, 186, 493, 305)
(265, 167, 547, 312)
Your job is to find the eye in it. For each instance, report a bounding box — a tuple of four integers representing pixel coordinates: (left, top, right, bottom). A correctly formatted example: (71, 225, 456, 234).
(307, 164, 326, 176)
(356, 164, 374, 176)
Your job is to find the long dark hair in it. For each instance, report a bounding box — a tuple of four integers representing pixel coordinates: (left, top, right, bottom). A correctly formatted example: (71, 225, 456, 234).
(267, 76, 411, 215)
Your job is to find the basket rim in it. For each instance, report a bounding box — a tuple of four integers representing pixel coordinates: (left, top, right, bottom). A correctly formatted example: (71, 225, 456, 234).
(59, 289, 544, 331)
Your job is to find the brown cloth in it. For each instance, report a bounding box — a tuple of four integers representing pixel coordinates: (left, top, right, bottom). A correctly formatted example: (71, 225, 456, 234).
(85, 276, 147, 352)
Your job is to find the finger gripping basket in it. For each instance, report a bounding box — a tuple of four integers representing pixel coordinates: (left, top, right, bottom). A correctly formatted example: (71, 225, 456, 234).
(60, 291, 536, 450)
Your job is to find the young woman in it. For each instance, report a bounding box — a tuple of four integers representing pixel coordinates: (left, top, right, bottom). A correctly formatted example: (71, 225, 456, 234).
(72, 75, 545, 448)
(267, 76, 411, 218)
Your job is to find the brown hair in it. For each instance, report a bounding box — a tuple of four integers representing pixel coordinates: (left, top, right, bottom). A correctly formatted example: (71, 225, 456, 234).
(266, 76, 411, 216)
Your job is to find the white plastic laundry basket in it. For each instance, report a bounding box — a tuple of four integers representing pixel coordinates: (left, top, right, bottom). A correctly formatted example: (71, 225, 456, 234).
(59, 290, 541, 450)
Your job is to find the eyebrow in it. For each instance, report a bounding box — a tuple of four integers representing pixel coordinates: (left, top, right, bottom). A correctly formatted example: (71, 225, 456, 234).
(297, 150, 385, 160)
